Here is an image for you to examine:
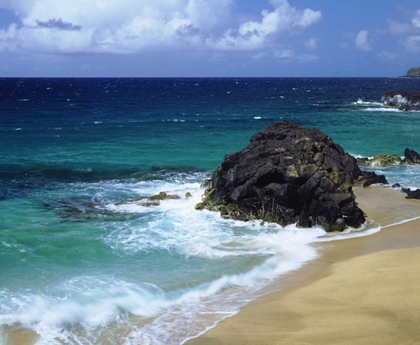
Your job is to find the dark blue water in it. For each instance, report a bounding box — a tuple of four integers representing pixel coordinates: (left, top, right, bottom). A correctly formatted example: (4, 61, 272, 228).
(2, 78, 420, 169)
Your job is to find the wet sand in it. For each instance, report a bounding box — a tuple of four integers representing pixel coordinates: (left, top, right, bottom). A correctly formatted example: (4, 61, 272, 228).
(187, 186, 420, 344)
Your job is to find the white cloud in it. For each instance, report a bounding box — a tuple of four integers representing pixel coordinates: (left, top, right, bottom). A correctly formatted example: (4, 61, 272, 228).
(186, 0, 233, 32)
(275, 49, 295, 60)
(387, 19, 410, 36)
(0, 0, 225, 53)
(297, 54, 319, 62)
(354, 30, 372, 51)
(209, 0, 322, 50)
(274, 49, 318, 62)
(0, 0, 321, 54)
(210, 52, 226, 61)
(403, 36, 420, 53)
(304, 37, 318, 49)
(412, 10, 420, 28)
(251, 52, 265, 60)
(377, 50, 399, 61)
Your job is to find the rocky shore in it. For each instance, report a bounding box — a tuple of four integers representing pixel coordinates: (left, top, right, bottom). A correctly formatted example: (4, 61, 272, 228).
(356, 148, 420, 200)
(382, 91, 420, 111)
(356, 148, 420, 167)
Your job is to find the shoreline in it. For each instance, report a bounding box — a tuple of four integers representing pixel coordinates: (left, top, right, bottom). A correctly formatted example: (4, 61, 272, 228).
(186, 186, 420, 344)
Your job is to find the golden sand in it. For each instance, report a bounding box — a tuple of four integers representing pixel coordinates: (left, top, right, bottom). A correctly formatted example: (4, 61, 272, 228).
(187, 186, 420, 344)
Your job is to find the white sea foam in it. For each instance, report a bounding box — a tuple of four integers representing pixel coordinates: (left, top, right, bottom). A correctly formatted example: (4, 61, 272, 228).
(367, 165, 420, 190)
(382, 215, 420, 228)
(316, 221, 381, 242)
(349, 152, 373, 159)
(0, 174, 387, 344)
(1, 241, 28, 253)
(352, 98, 382, 106)
(363, 107, 402, 112)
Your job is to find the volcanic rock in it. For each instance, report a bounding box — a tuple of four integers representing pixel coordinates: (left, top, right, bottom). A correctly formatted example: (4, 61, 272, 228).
(404, 148, 420, 164)
(356, 148, 420, 167)
(196, 121, 386, 232)
(382, 91, 420, 111)
(402, 188, 420, 200)
(359, 171, 388, 187)
(356, 154, 402, 167)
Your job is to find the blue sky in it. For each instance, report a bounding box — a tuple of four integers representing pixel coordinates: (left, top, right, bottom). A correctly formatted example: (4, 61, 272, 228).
(0, 0, 419, 77)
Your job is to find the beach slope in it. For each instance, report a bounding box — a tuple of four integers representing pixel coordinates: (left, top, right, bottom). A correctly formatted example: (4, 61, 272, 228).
(187, 186, 420, 344)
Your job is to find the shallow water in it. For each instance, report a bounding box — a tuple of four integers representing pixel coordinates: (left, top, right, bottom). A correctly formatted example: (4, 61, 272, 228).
(1, 77, 420, 344)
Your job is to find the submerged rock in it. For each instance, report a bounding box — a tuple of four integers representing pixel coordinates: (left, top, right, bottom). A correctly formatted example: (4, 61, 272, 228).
(197, 121, 386, 232)
(116, 191, 183, 208)
(148, 191, 181, 201)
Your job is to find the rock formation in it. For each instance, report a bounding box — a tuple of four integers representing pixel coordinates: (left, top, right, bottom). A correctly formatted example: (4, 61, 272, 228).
(356, 148, 420, 167)
(356, 154, 401, 167)
(404, 67, 420, 77)
(359, 171, 388, 187)
(382, 91, 420, 111)
(404, 148, 420, 164)
(196, 121, 387, 232)
(402, 188, 420, 200)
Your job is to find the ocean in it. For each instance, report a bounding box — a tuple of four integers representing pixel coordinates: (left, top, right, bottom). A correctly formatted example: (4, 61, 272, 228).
(1, 77, 420, 345)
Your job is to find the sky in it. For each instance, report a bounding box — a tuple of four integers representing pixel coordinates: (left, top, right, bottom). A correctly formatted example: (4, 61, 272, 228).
(0, 0, 419, 77)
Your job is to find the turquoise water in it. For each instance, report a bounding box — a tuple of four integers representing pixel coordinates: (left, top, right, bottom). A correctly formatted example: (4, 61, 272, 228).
(1, 78, 420, 344)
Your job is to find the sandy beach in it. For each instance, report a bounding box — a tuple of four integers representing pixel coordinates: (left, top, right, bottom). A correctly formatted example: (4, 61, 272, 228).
(187, 186, 420, 345)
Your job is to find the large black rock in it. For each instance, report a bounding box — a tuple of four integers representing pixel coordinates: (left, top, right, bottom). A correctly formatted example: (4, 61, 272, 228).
(197, 121, 383, 232)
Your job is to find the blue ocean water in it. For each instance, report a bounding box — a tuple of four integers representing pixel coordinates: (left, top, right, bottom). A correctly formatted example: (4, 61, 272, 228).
(1, 77, 420, 344)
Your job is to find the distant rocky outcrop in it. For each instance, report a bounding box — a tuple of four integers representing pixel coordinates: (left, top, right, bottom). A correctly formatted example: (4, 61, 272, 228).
(405, 67, 420, 77)
(382, 91, 420, 111)
(196, 121, 387, 232)
(356, 148, 420, 167)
